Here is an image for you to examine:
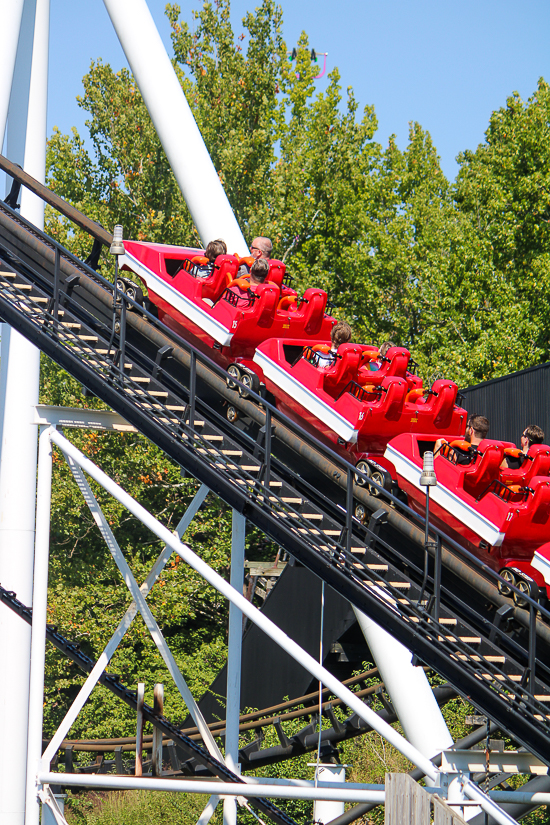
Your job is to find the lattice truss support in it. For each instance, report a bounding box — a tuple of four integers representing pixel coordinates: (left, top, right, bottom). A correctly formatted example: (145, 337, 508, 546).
(23, 410, 520, 825)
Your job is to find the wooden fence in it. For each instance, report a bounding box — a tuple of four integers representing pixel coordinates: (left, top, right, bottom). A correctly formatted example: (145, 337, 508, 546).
(385, 773, 468, 825)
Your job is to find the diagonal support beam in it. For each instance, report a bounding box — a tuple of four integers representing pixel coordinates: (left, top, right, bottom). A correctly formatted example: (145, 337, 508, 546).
(48, 427, 439, 779)
(197, 795, 221, 825)
(37, 786, 68, 825)
(41, 460, 218, 764)
(43, 430, 518, 825)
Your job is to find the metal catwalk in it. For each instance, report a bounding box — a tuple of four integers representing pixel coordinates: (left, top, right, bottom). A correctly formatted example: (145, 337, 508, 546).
(1, 159, 550, 769)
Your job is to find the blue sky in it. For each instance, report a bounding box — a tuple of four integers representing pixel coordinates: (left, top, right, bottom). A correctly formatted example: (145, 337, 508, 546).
(39, 0, 550, 182)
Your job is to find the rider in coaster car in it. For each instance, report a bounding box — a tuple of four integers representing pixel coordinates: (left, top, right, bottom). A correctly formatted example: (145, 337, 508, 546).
(248, 258, 270, 292)
(230, 258, 270, 303)
(434, 414, 489, 464)
(237, 236, 272, 277)
(500, 424, 545, 469)
(194, 238, 227, 277)
(313, 320, 352, 368)
(368, 340, 395, 371)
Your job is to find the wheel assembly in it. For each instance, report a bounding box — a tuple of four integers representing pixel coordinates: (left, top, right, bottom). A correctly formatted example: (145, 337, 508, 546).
(498, 568, 515, 598)
(117, 277, 143, 306)
(226, 364, 241, 390)
(226, 405, 239, 423)
(238, 370, 260, 398)
(355, 460, 371, 487)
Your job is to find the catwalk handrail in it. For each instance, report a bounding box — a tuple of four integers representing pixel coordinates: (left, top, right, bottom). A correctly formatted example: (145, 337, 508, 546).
(0, 152, 113, 246)
(0, 176, 547, 633)
(2, 173, 550, 761)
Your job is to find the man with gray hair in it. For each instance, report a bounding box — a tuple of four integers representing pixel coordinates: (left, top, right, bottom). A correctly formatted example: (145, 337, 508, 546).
(238, 236, 272, 276)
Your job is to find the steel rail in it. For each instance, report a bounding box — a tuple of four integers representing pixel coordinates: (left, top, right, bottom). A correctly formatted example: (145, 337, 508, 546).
(0, 152, 113, 247)
(40, 685, 457, 773)
(2, 185, 550, 763)
(49, 667, 381, 749)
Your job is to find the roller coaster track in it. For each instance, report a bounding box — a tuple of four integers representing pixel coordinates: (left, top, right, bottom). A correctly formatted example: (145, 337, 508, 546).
(39, 668, 455, 774)
(1, 167, 550, 767)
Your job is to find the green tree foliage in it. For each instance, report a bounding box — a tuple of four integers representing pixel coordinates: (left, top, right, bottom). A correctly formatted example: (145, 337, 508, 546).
(455, 78, 550, 370)
(167, 0, 286, 227)
(46, 1, 550, 388)
(40, 4, 550, 812)
(359, 123, 537, 385)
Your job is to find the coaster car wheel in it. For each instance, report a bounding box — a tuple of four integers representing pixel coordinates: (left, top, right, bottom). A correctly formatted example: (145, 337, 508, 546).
(354, 460, 371, 487)
(226, 405, 239, 423)
(513, 577, 531, 608)
(498, 568, 516, 598)
(238, 370, 260, 398)
(368, 466, 392, 498)
(226, 364, 241, 390)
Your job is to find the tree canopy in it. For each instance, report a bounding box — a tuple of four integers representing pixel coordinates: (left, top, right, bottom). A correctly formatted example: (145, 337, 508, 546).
(46, 0, 550, 388)
(40, 3, 550, 807)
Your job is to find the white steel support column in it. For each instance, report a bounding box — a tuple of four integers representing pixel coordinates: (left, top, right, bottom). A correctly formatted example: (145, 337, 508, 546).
(18, 0, 49, 227)
(313, 764, 346, 825)
(0, 1, 49, 822)
(0, 0, 25, 148)
(101, 0, 248, 254)
(223, 510, 245, 825)
(5, 0, 36, 172)
(25, 427, 53, 825)
(353, 609, 453, 779)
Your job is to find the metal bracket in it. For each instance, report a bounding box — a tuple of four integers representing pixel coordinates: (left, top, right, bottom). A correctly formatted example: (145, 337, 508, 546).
(153, 345, 174, 380)
(84, 239, 103, 272)
(324, 703, 346, 735)
(292, 713, 318, 748)
(489, 604, 514, 645)
(365, 508, 388, 551)
(4, 177, 21, 210)
(239, 729, 265, 759)
(375, 686, 395, 717)
(273, 718, 292, 748)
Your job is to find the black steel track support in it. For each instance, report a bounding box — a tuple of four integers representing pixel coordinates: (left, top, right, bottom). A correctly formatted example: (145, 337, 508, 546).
(1, 199, 550, 764)
(1, 270, 549, 766)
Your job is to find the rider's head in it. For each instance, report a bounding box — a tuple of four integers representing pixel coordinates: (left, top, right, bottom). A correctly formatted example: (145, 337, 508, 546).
(205, 239, 227, 263)
(331, 321, 352, 349)
(465, 414, 489, 445)
(522, 424, 544, 449)
(250, 237, 272, 260)
(250, 258, 269, 284)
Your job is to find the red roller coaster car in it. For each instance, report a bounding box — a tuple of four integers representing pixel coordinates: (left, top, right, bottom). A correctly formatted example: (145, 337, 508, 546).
(254, 338, 467, 469)
(121, 241, 467, 476)
(385, 432, 550, 601)
(121, 242, 336, 390)
(121, 238, 550, 600)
